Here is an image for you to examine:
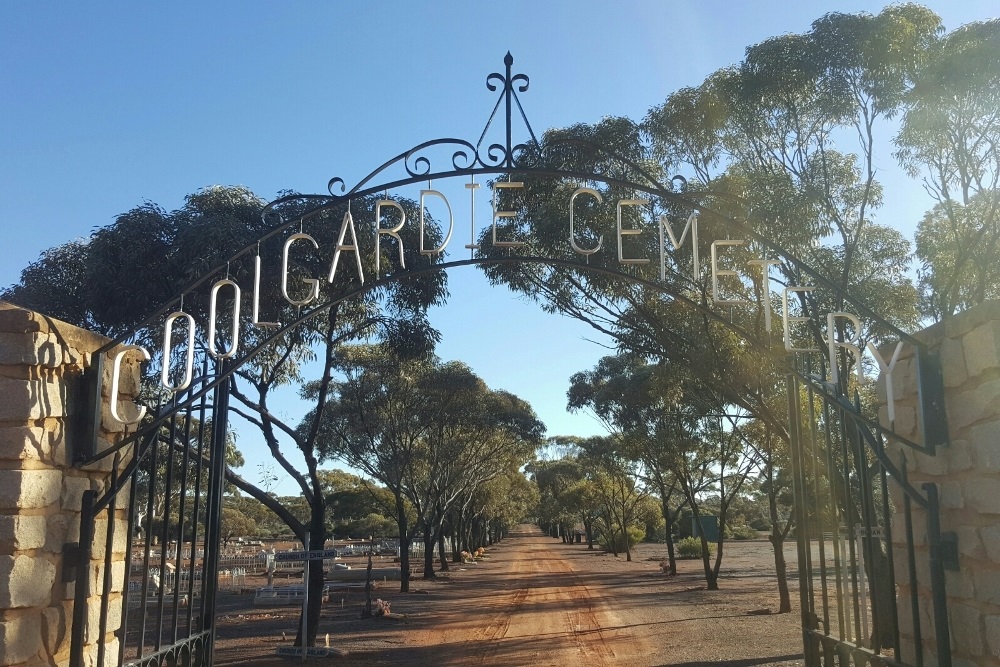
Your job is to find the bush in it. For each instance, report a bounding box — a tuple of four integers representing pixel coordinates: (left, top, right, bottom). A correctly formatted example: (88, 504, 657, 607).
(676, 536, 714, 559)
(600, 526, 646, 553)
(729, 523, 760, 540)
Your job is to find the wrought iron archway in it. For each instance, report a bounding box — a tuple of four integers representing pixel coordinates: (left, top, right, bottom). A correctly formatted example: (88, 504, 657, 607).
(70, 53, 952, 667)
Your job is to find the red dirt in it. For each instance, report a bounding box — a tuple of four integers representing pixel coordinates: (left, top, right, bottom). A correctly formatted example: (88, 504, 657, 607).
(213, 525, 805, 666)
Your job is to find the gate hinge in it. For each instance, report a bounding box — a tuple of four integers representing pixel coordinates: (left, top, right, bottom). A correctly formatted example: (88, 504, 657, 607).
(63, 543, 80, 582)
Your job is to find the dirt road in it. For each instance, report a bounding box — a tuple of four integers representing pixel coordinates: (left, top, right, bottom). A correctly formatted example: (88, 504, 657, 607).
(215, 525, 804, 666)
(424, 526, 658, 665)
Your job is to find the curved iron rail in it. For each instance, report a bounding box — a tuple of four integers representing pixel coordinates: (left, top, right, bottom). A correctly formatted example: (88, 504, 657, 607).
(83, 255, 927, 512)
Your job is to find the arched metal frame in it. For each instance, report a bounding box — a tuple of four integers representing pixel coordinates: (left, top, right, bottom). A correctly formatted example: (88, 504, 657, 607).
(70, 53, 952, 667)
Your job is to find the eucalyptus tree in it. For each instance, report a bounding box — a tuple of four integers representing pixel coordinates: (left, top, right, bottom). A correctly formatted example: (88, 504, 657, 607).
(448, 465, 539, 559)
(569, 353, 763, 588)
(313, 347, 543, 589)
(319, 469, 398, 540)
(2, 184, 449, 646)
(896, 18, 1000, 319)
(528, 454, 588, 540)
(575, 435, 653, 561)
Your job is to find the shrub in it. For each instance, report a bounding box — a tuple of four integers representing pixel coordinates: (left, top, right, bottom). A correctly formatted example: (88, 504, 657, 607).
(729, 523, 760, 540)
(676, 536, 714, 559)
(599, 526, 646, 553)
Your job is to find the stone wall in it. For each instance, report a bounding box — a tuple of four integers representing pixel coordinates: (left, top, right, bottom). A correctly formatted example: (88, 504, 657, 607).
(879, 300, 1000, 666)
(0, 303, 136, 667)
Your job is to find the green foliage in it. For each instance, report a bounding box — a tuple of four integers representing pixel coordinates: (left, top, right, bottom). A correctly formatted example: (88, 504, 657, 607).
(895, 18, 1000, 320)
(676, 537, 714, 559)
(727, 523, 760, 541)
(600, 525, 646, 554)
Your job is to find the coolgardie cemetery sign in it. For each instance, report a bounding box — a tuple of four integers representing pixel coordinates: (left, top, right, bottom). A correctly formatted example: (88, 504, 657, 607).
(104, 53, 916, 437)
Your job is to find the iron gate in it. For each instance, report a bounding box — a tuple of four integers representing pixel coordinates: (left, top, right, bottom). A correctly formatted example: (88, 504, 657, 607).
(788, 354, 953, 667)
(63, 54, 954, 667)
(70, 353, 230, 667)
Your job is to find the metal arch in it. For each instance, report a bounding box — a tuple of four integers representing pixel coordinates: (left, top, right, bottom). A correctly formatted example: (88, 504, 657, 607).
(92, 53, 923, 360)
(80, 254, 927, 486)
(72, 54, 953, 667)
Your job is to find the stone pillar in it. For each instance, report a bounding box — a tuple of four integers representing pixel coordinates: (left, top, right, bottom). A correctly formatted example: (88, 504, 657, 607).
(0, 303, 136, 667)
(879, 301, 1000, 666)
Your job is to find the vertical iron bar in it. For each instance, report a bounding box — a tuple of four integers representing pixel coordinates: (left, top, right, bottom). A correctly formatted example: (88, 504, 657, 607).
(806, 367, 830, 636)
(852, 395, 882, 651)
(96, 456, 120, 667)
(787, 369, 817, 665)
(154, 407, 177, 651)
(69, 490, 96, 667)
(878, 435, 901, 661)
(202, 359, 231, 667)
(189, 354, 210, 635)
(504, 54, 512, 166)
(161, 405, 182, 645)
(902, 458, 923, 667)
(822, 397, 847, 640)
(838, 403, 862, 644)
(924, 483, 952, 667)
(174, 391, 196, 644)
(137, 428, 161, 659)
(120, 443, 140, 667)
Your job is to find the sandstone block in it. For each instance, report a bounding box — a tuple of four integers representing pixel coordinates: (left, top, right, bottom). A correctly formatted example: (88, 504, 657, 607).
(89, 518, 128, 561)
(963, 319, 1000, 379)
(41, 604, 67, 656)
(945, 568, 976, 600)
(0, 470, 62, 510)
(29, 421, 71, 468)
(0, 515, 48, 552)
(964, 478, 1000, 514)
(985, 614, 1000, 658)
(61, 476, 94, 512)
(0, 307, 46, 334)
(0, 610, 43, 666)
(0, 332, 64, 367)
(950, 603, 983, 656)
(945, 440, 974, 473)
(940, 335, 969, 388)
(982, 525, 1000, 563)
(946, 378, 1000, 432)
(953, 526, 984, 561)
(0, 555, 56, 608)
(967, 422, 1000, 468)
(85, 592, 122, 639)
(915, 449, 948, 476)
(973, 569, 1000, 605)
(82, 637, 119, 667)
(940, 481, 964, 510)
(45, 514, 69, 554)
(0, 376, 69, 421)
(892, 405, 918, 439)
(0, 425, 45, 462)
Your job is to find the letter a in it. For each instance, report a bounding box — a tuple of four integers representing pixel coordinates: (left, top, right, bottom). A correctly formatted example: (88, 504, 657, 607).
(328, 209, 365, 285)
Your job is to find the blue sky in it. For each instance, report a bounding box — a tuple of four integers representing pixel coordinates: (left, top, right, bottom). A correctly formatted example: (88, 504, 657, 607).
(3, 1, 996, 495)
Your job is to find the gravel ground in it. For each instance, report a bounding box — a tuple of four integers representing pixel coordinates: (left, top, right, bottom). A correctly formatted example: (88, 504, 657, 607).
(212, 526, 805, 666)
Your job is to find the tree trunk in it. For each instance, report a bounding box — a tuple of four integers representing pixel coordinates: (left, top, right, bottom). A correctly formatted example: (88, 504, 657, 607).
(422, 524, 436, 579)
(766, 458, 792, 613)
(657, 482, 678, 575)
(437, 524, 449, 572)
(690, 501, 718, 590)
(362, 543, 374, 617)
(769, 531, 792, 613)
(396, 503, 410, 593)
